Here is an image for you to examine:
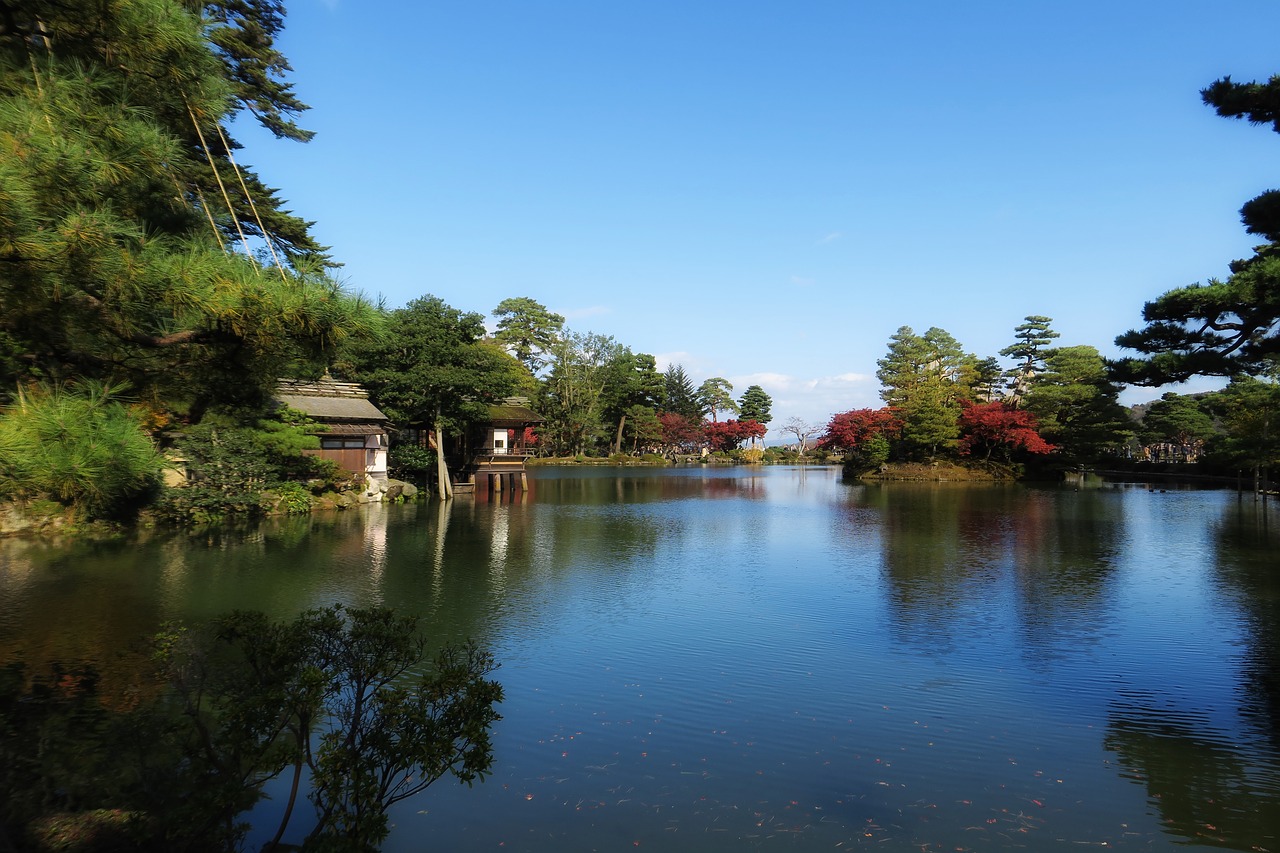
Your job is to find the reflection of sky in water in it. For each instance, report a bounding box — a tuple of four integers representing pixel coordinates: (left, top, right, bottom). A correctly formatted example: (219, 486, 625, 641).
(2, 470, 1279, 852)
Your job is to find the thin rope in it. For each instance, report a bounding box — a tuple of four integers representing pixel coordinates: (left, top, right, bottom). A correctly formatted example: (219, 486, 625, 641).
(214, 121, 289, 282)
(191, 183, 226, 250)
(186, 101, 256, 266)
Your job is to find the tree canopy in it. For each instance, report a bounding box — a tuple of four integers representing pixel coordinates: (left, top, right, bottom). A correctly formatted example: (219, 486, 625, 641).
(0, 0, 372, 413)
(343, 295, 525, 434)
(1114, 72, 1280, 384)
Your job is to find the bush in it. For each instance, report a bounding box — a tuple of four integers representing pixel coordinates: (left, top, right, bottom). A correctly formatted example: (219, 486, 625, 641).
(155, 413, 345, 523)
(0, 382, 162, 519)
(389, 444, 436, 484)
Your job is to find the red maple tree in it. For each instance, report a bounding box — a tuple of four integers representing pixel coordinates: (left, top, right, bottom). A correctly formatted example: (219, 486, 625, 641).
(956, 401, 1054, 459)
(658, 412, 705, 452)
(703, 419, 768, 452)
(820, 407, 902, 450)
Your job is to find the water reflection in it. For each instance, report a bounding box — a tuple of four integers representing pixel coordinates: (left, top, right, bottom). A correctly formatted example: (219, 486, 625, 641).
(4, 469, 1280, 852)
(1106, 700, 1280, 849)
(847, 484, 1122, 666)
(1211, 501, 1280, 745)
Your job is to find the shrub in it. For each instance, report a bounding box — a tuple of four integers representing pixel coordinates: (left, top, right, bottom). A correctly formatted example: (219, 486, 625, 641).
(0, 382, 162, 519)
(155, 412, 344, 523)
(389, 444, 436, 484)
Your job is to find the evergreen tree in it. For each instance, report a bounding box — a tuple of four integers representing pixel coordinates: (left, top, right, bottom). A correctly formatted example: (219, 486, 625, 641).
(599, 350, 664, 454)
(492, 297, 565, 374)
(1202, 373, 1280, 481)
(663, 365, 701, 421)
(698, 377, 738, 421)
(999, 315, 1059, 405)
(343, 296, 525, 494)
(1025, 346, 1133, 462)
(539, 331, 625, 456)
(737, 385, 773, 426)
(1137, 393, 1218, 459)
(0, 0, 371, 413)
(1114, 74, 1280, 383)
(876, 326, 968, 457)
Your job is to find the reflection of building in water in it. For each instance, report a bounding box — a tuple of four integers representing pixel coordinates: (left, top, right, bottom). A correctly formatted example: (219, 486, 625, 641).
(363, 503, 388, 602)
(488, 504, 509, 590)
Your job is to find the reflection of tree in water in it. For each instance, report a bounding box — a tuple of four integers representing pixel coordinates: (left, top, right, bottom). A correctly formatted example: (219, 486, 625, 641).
(859, 484, 1012, 653)
(1006, 487, 1121, 667)
(528, 471, 768, 505)
(1210, 503, 1280, 748)
(1105, 699, 1280, 850)
(860, 484, 1121, 661)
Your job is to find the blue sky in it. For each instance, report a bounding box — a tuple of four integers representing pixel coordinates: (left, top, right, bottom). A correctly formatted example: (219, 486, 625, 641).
(235, 1, 1280, 430)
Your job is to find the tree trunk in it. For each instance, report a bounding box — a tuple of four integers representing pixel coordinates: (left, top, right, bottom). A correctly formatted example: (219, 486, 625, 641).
(614, 414, 626, 454)
(435, 420, 453, 500)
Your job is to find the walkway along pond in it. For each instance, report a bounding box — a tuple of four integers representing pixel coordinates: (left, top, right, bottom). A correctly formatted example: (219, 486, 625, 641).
(2, 466, 1278, 851)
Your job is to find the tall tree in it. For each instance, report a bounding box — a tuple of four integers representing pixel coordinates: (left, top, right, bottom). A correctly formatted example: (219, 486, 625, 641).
(1000, 315, 1059, 405)
(1114, 73, 1280, 383)
(737, 385, 773, 425)
(663, 365, 701, 421)
(0, 0, 369, 413)
(1025, 346, 1133, 462)
(697, 377, 738, 422)
(343, 296, 525, 496)
(599, 350, 663, 454)
(1203, 373, 1280, 484)
(876, 326, 969, 458)
(491, 297, 565, 375)
(539, 331, 624, 456)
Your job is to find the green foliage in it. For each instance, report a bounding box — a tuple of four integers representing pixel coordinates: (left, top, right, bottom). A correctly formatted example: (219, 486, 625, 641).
(621, 404, 663, 453)
(302, 609, 503, 851)
(344, 295, 525, 434)
(1137, 393, 1218, 449)
(537, 331, 626, 456)
(876, 326, 969, 458)
(389, 443, 437, 484)
(1114, 73, 1280, 383)
(492, 296, 565, 374)
(662, 365, 701, 421)
(1201, 374, 1280, 472)
(1000, 315, 1058, 402)
(0, 381, 162, 518)
(0, 0, 375, 414)
(272, 481, 314, 514)
(737, 384, 773, 426)
(1025, 346, 1133, 462)
(698, 377, 738, 421)
(599, 351, 664, 454)
(155, 411, 342, 523)
(0, 607, 503, 853)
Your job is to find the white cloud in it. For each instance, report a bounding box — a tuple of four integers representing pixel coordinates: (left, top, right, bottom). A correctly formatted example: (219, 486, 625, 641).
(816, 231, 843, 245)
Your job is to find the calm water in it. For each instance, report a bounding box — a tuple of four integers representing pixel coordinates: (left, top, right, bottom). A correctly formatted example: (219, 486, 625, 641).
(3, 466, 1280, 851)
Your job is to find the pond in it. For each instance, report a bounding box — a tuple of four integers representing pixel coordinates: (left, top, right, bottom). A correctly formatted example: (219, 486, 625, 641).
(2, 466, 1279, 851)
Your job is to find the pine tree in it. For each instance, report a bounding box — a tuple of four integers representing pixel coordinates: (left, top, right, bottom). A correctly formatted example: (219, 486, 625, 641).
(1115, 74, 1280, 383)
(999, 316, 1059, 405)
(876, 326, 969, 458)
(0, 0, 371, 412)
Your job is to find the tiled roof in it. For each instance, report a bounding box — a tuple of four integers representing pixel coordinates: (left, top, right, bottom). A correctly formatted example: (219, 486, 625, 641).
(277, 378, 389, 423)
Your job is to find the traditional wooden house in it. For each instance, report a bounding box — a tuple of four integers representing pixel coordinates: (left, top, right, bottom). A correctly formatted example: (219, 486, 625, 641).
(276, 378, 391, 483)
(465, 398, 543, 493)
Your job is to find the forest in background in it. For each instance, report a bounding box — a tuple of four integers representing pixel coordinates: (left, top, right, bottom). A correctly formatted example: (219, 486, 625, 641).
(0, 0, 1277, 528)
